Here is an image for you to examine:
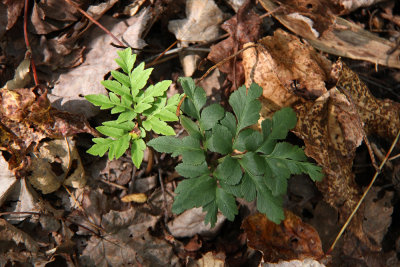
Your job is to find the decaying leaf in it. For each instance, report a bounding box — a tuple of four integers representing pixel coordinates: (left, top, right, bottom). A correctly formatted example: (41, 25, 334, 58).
(28, 137, 86, 194)
(208, 0, 262, 93)
(259, 0, 400, 69)
(243, 29, 400, 249)
(363, 187, 393, 246)
(0, 86, 97, 175)
(242, 212, 323, 263)
(242, 29, 331, 118)
(81, 206, 179, 266)
(0, 0, 24, 38)
(0, 218, 39, 254)
(189, 251, 225, 267)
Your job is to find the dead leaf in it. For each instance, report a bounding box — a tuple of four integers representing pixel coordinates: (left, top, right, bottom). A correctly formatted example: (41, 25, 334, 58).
(262, 258, 326, 267)
(208, 0, 262, 93)
(242, 29, 331, 118)
(49, 8, 150, 117)
(2, 53, 31, 90)
(168, 0, 226, 76)
(0, 0, 24, 38)
(0, 218, 39, 253)
(28, 137, 86, 194)
(259, 0, 400, 69)
(242, 211, 323, 263)
(168, 0, 225, 43)
(167, 207, 226, 238)
(363, 187, 393, 246)
(184, 234, 202, 252)
(0, 86, 97, 175)
(81, 206, 179, 266)
(0, 153, 17, 207)
(189, 251, 225, 267)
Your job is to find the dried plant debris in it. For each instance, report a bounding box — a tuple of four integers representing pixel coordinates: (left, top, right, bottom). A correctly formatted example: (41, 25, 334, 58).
(0, 0, 24, 38)
(80, 207, 179, 266)
(28, 137, 86, 194)
(0, 86, 97, 175)
(259, 0, 400, 68)
(242, 29, 331, 118)
(242, 211, 323, 263)
(208, 0, 262, 93)
(243, 29, 400, 249)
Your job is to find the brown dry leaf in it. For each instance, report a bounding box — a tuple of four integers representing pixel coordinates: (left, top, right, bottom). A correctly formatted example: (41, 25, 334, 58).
(2, 54, 31, 90)
(262, 258, 326, 267)
(28, 137, 86, 194)
(242, 29, 331, 118)
(0, 0, 24, 38)
(243, 29, 400, 249)
(259, 0, 400, 69)
(0, 86, 97, 175)
(363, 187, 393, 246)
(242, 211, 323, 263)
(81, 207, 179, 266)
(208, 0, 262, 93)
(0, 218, 39, 256)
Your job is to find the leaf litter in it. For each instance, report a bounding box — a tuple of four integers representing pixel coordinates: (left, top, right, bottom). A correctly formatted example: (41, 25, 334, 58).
(1, 0, 400, 266)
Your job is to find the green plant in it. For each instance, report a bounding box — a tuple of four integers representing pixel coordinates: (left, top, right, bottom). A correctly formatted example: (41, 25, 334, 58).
(85, 48, 182, 168)
(148, 78, 323, 226)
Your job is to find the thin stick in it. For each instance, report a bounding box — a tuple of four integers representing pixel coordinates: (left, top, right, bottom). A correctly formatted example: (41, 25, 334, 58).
(24, 0, 38, 85)
(63, 0, 125, 47)
(150, 40, 178, 65)
(327, 129, 400, 254)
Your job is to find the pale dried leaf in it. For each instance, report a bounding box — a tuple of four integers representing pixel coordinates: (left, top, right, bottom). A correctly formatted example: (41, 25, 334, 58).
(262, 258, 326, 267)
(28, 138, 86, 194)
(0, 153, 17, 207)
(168, 207, 226, 238)
(2, 55, 31, 90)
(168, 0, 226, 43)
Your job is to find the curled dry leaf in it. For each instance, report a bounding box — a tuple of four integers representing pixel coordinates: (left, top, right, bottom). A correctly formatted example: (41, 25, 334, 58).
(208, 0, 262, 93)
(0, 86, 97, 175)
(259, 0, 400, 69)
(28, 137, 86, 194)
(242, 211, 323, 263)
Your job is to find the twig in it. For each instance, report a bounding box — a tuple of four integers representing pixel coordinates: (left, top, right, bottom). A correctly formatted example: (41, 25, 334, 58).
(63, 0, 125, 47)
(326, 128, 400, 254)
(23, 0, 38, 85)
